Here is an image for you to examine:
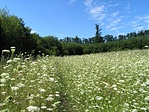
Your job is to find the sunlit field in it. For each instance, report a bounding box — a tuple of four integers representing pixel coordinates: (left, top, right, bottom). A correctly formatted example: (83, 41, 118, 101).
(0, 50, 149, 112)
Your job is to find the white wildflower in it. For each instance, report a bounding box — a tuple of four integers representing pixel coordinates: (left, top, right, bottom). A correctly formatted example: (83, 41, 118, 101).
(11, 86, 19, 91)
(26, 105, 40, 112)
(55, 93, 60, 97)
(102, 82, 110, 86)
(144, 45, 148, 48)
(124, 103, 129, 107)
(139, 88, 147, 93)
(46, 108, 53, 111)
(46, 95, 54, 101)
(85, 109, 89, 112)
(111, 84, 117, 88)
(132, 109, 138, 112)
(95, 96, 103, 101)
(49, 77, 54, 82)
(39, 88, 46, 92)
(0, 84, 5, 87)
(46, 97, 54, 101)
(145, 80, 149, 86)
(140, 107, 147, 111)
(1, 73, 9, 78)
(10, 46, 16, 53)
(41, 106, 47, 109)
(0, 79, 7, 83)
(16, 83, 25, 88)
(2, 49, 10, 53)
(133, 90, 138, 94)
(0, 103, 6, 107)
(7, 59, 13, 64)
(113, 87, 118, 91)
(13, 58, 21, 61)
(144, 96, 149, 102)
(10, 78, 15, 81)
(1, 91, 7, 95)
(119, 80, 125, 83)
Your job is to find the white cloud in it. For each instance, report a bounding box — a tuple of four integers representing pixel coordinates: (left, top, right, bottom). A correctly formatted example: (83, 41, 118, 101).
(111, 11, 119, 17)
(108, 3, 119, 7)
(84, 0, 148, 36)
(30, 30, 39, 34)
(130, 21, 138, 27)
(129, 15, 149, 32)
(110, 25, 124, 31)
(125, 3, 130, 11)
(117, 32, 126, 35)
(106, 18, 121, 29)
(133, 26, 146, 31)
(110, 27, 118, 31)
(143, 15, 149, 24)
(68, 0, 76, 4)
(84, 1, 106, 24)
(89, 5, 105, 22)
(144, 15, 149, 29)
(84, 0, 93, 7)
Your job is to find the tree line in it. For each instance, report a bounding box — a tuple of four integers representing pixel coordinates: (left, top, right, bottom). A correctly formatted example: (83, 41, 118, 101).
(1, 9, 149, 56)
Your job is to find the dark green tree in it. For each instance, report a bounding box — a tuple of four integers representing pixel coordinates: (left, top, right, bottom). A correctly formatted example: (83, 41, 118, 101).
(94, 24, 103, 43)
(104, 35, 113, 42)
(42, 36, 62, 55)
(0, 8, 42, 55)
(72, 36, 82, 44)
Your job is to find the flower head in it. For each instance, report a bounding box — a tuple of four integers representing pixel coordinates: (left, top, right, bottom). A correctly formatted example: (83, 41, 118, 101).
(10, 46, 16, 53)
(26, 105, 40, 112)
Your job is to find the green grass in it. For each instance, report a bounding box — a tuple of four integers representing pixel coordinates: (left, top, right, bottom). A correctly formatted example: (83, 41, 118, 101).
(0, 50, 149, 112)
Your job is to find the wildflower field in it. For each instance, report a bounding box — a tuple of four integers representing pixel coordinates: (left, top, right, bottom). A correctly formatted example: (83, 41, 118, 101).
(0, 50, 149, 112)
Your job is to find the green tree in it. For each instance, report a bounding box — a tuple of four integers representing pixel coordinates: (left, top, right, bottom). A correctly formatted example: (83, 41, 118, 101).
(0, 8, 39, 54)
(104, 35, 113, 42)
(42, 36, 62, 55)
(62, 42, 83, 55)
(94, 24, 103, 43)
(72, 36, 82, 44)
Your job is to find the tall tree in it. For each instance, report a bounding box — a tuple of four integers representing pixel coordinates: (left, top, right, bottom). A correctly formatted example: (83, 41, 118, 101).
(94, 24, 103, 43)
(104, 35, 113, 42)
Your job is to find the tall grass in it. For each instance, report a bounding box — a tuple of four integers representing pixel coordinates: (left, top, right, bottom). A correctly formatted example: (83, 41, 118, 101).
(0, 50, 149, 111)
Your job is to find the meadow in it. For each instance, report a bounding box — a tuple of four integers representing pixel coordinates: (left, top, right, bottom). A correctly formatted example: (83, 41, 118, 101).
(0, 50, 149, 112)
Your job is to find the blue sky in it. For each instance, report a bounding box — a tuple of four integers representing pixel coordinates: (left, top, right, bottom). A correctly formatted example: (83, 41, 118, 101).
(0, 0, 149, 39)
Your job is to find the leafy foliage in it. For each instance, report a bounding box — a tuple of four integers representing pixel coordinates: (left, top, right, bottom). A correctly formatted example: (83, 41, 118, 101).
(1, 8, 149, 56)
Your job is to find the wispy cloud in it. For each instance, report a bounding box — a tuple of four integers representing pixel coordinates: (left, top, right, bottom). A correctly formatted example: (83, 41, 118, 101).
(84, 0, 93, 7)
(106, 18, 122, 29)
(133, 26, 146, 31)
(117, 32, 126, 35)
(68, 0, 76, 4)
(89, 5, 105, 22)
(110, 26, 123, 31)
(110, 27, 118, 31)
(84, 0, 148, 36)
(84, 0, 106, 24)
(108, 3, 119, 7)
(130, 15, 149, 32)
(111, 11, 119, 17)
(130, 21, 138, 27)
(144, 15, 149, 29)
(125, 3, 131, 11)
